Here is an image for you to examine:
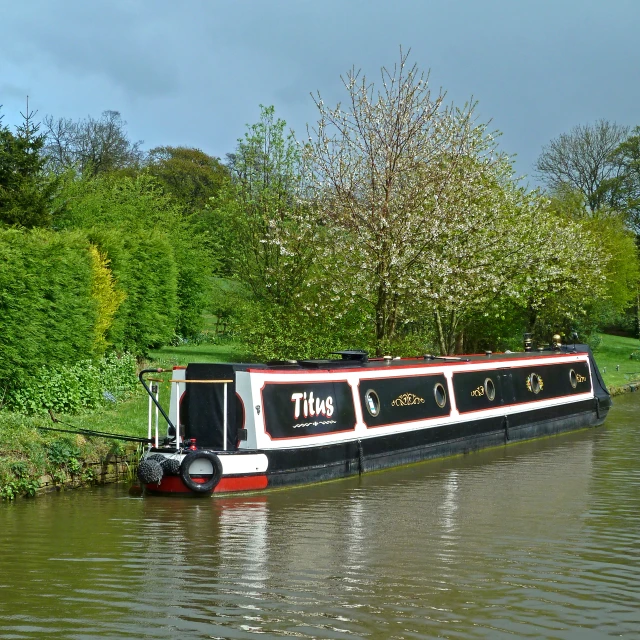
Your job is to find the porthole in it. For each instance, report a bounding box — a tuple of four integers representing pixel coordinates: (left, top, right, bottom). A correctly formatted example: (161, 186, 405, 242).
(484, 377, 496, 401)
(364, 389, 380, 417)
(569, 369, 577, 389)
(528, 373, 542, 394)
(434, 383, 447, 408)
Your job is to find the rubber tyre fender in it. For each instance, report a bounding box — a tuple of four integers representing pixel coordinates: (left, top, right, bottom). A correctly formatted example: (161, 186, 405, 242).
(180, 451, 222, 493)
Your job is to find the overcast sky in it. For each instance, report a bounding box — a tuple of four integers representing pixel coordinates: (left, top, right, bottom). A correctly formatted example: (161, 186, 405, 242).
(1, 0, 638, 184)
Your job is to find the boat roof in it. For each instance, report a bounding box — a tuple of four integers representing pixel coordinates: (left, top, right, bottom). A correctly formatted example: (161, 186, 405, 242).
(193, 345, 592, 374)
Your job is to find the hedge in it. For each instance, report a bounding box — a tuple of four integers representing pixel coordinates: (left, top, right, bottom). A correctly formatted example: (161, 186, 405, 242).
(0, 228, 98, 392)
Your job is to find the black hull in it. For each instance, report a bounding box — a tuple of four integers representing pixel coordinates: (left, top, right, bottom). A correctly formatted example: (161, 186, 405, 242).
(264, 399, 608, 488)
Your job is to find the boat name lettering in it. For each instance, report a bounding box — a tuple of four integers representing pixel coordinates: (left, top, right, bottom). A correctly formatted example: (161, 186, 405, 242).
(576, 373, 586, 383)
(471, 386, 484, 397)
(391, 393, 425, 407)
(291, 392, 334, 419)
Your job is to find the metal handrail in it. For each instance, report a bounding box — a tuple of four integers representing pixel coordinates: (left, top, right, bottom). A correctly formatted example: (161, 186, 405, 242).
(167, 378, 231, 451)
(139, 369, 176, 447)
(139, 371, 232, 452)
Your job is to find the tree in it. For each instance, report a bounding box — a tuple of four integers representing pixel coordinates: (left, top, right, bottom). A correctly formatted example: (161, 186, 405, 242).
(218, 105, 316, 306)
(545, 186, 640, 336)
(145, 146, 229, 211)
(535, 120, 629, 214)
(308, 50, 542, 354)
(43, 110, 143, 177)
(54, 173, 214, 348)
(603, 127, 640, 233)
(0, 104, 56, 227)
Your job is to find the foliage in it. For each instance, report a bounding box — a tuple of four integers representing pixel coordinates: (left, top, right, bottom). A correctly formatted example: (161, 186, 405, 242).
(579, 213, 639, 329)
(53, 171, 177, 229)
(4, 352, 137, 415)
(172, 233, 212, 338)
(232, 296, 373, 361)
(46, 438, 81, 476)
(536, 120, 630, 214)
(89, 227, 178, 353)
(145, 146, 229, 211)
(0, 459, 41, 500)
(43, 110, 143, 177)
(218, 105, 317, 306)
(603, 127, 640, 233)
(209, 278, 246, 334)
(55, 173, 211, 351)
(544, 186, 640, 338)
(88, 244, 125, 355)
(0, 106, 57, 228)
(0, 410, 132, 500)
(0, 228, 98, 391)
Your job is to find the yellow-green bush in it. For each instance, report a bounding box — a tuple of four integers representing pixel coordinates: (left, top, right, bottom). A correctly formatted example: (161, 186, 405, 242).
(89, 244, 125, 356)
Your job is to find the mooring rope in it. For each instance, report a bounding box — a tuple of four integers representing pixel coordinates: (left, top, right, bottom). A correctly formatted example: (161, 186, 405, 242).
(34, 411, 152, 443)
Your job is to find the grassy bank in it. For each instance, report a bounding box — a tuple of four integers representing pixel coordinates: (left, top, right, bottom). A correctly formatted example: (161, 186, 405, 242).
(0, 339, 249, 499)
(590, 333, 640, 389)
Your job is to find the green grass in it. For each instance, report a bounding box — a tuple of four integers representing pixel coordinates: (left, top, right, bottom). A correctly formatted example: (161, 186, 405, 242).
(147, 340, 249, 368)
(591, 333, 640, 389)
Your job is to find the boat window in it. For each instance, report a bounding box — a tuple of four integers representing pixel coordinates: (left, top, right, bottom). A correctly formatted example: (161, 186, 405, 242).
(528, 373, 542, 394)
(434, 383, 447, 408)
(364, 389, 380, 416)
(484, 377, 496, 401)
(569, 369, 577, 389)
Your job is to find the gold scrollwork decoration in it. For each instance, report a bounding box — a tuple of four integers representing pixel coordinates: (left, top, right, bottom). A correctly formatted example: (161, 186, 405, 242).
(471, 385, 485, 397)
(526, 373, 544, 394)
(392, 393, 425, 407)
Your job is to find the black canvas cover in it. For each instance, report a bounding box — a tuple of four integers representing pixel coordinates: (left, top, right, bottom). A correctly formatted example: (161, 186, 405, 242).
(180, 364, 236, 449)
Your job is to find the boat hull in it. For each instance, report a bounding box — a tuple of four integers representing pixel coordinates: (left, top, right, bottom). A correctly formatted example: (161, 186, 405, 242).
(142, 397, 607, 495)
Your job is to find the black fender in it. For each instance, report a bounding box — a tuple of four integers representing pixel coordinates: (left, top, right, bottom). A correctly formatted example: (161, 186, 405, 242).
(180, 451, 222, 493)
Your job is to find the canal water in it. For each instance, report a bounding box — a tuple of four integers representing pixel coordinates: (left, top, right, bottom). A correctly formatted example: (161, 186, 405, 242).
(1, 394, 639, 639)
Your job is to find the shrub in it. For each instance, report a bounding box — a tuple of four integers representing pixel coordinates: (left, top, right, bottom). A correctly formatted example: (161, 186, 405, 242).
(0, 228, 98, 391)
(3, 352, 138, 415)
(89, 244, 125, 356)
(233, 298, 373, 361)
(56, 174, 212, 349)
(88, 227, 178, 355)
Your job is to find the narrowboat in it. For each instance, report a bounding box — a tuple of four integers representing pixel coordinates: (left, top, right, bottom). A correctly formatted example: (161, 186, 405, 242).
(136, 342, 610, 496)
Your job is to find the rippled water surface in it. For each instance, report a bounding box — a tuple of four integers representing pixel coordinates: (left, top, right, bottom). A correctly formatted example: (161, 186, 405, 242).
(2, 394, 640, 639)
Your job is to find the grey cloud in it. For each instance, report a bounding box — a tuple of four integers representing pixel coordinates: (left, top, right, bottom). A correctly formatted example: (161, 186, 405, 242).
(1, 0, 639, 179)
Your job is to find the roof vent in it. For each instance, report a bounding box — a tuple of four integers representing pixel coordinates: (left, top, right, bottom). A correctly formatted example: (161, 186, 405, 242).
(331, 350, 369, 363)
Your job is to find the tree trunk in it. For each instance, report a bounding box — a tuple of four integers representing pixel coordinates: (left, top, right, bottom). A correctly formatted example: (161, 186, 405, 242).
(455, 329, 464, 355)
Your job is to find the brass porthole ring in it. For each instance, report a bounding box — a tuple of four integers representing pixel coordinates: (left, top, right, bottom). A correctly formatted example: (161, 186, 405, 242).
(434, 383, 447, 408)
(569, 369, 577, 389)
(528, 373, 542, 394)
(484, 377, 496, 401)
(364, 389, 380, 416)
